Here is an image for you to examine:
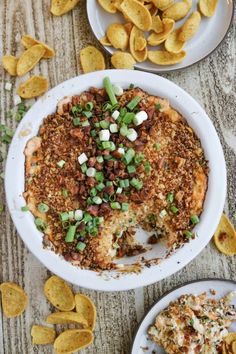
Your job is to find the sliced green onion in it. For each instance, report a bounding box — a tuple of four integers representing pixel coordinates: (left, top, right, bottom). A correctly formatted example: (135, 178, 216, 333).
(120, 124, 129, 137)
(21, 206, 29, 212)
(184, 230, 193, 238)
(190, 215, 200, 225)
(119, 179, 130, 188)
(155, 103, 162, 111)
(153, 143, 161, 150)
(94, 122, 100, 128)
(159, 209, 167, 218)
(144, 161, 151, 173)
(102, 102, 112, 112)
(130, 177, 143, 190)
(57, 160, 65, 168)
(122, 112, 135, 124)
(62, 189, 69, 198)
(68, 211, 74, 220)
(166, 192, 174, 203)
(96, 182, 105, 191)
(126, 96, 141, 111)
(129, 83, 135, 89)
(96, 155, 104, 163)
(83, 111, 92, 119)
(60, 212, 69, 222)
(93, 196, 103, 204)
(116, 187, 122, 194)
(90, 187, 97, 197)
(87, 197, 93, 205)
(86, 167, 96, 177)
(65, 225, 77, 242)
(38, 203, 49, 213)
(71, 104, 82, 115)
(110, 201, 121, 209)
(81, 163, 87, 173)
(101, 141, 115, 151)
(100, 120, 110, 129)
(123, 148, 135, 165)
(35, 218, 47, 232)
(104, 155, 113, 160)
(121, 203, 129, 212)
(90, 129, 96, 137)
(73, 117, 80, 126)
(134, 154, 144, 165)
(119, 107, 127, 118)
(106, 181, 113, 187)
(104, 76, 118, 106)
(76, 241, 86, 251)
(83, 213, 93, 223)
(127, 165, 136, 174)
(81, 120, 90, 127)
(85, 102, 93, 111)
(170, 205, 179, 214)
(95, 171, 104, 182)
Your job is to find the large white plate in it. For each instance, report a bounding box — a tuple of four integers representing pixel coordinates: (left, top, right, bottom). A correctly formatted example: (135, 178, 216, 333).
(87, 0, 234, 73)
(5, 70, 226, 291)
(132, 279, 236, 354)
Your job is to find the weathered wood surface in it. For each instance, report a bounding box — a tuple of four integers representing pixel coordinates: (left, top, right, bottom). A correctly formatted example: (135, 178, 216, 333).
(0, 1, 235, 353)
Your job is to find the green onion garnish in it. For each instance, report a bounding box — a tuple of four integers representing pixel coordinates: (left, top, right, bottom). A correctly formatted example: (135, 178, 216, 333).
(155, 103, 162, 111)
(76, 241, 86, 251)
(85, 102, 93, 111)
(90, 187, 97, 197)
(106, 181, 113, 187)
(57, 160, 65, 168)
(144, 161, 151, 173)
(65, 225, 77, 242)
(83, 111, 92, 119)
(21, 206, 29, 212)
(126, 96, 141, 111)
(38, 203, 49, 213)
(184, 230, 193, 239)
(93, 196, 102, 204)
(73, 117, 80, 126)
(60, 212, 69, 222)
(110, 202, 121, 210)
(35, 218, 47, 232)
(170, 205, 179, 214)
(96, 182, 105, 191)
(134, 154, 144, 165)
(104, 77, 118, 106)
(121, 203, 129, 212)
(102, 102, 112, 112)
(81, 163, 87, 173)
(81, 120, 90, 127)
(120, 124, 129, 137)
(83, 213, 93, 223)
(166, 192, 174, 203)
(62, 189, 68, 198)
(190, 215, 200, 224)
(122, 112, 135, 124)
(71, 104, 82, 115)
(95, 171, 104, 182)
(123, 148, 135, 165)
(96, 155, 104, 163)
(90, 129, 96, 137)
(130, 178, 143, 190)
(153, 143, 161, 150)
(129, 83, 135, 89)
(127, 165, 136, 174)
(116, 187, 122, 194)
(100, 120, 110, 129)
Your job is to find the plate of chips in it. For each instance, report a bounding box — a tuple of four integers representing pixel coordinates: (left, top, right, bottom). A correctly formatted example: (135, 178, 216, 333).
(87, 0, 234, 72)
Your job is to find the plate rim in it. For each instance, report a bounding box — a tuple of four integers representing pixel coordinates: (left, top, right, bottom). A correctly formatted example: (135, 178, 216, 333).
(131, 277, 236, 353)
(86, 1, 235, 74)
(4, 69, 227, 291)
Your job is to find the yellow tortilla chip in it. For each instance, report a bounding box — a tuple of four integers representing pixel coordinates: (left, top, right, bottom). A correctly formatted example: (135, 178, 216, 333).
(99, 35, 112, 46)
(199, 0, 218, 17)
(120, 0, 152, 31)
(44, 275, 75, 311)
(106, 23, 129, 50)
(31, 325, 56, 345)
(98, 0, 117, 13)
(0, 282, 28, 318)
(51, 0, 80, 16)
(151, 15, 164, 34)
(130, 26, 147, 62)
(165, 29, 186, 53)
(148, 50, 186, 65)
(54, 329, 94, 353)
(178, 11, 201, 42)
(134, 36, 147, 51)
(111, 51, 136, 69)
(21, 35, 55, 59)
(148, 18, 175, 46)
(145, 3, 158, 16)
(232, 341, 236, 354)
(2, 55, 18, 76)
(214, 214, 236, 256)
(224, 333, 236, 354)
(162, 1, 191, 21)
(17, 76, 49, 98)
(75, 293, 96, 331)
(46, 311, 88, 327)
(151, 0, 174, 11)
(80, 46, 105, 73)
(17, 44, 45, 76)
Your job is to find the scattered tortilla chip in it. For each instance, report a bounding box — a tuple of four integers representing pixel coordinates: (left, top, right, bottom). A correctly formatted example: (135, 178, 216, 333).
(31, 325, 56, 345)
(134, 36, 147, 51)
(0, 282, 28, 318)
(151, 0, 174, 11)
(98, 0, 117, 13)
(232, 341, 236, 354)
(225, 333, 236, 349)
(111, 51, 136, 69)
(120, 0, 152, 31)
(214, 214, 236, 256)
(46, 311, 88, 327)
(148, 18, 175, 46)
(75, 294, 96, 331)
(178, 11, 201, 42)
(198, 0, 218, 17)
(106, 23, 129, 50)
(2, 55, 18, 76)
(21, 35, 55, 59)
(99, 35, 112, 46)
(17, 76, 49, 98)
(124, 22, 133, 35)
(16, 44, 45, 76)
(130, 26, 147, 62)
(151, 15, 164, 34)
(44, 275, 75, 311)
(148, 50, 186, 65)
(162, 1, 191, 21)
(165, 29, 186, 53)
(145, 3, 158, 16)
(51, 0, 80, 16)
(80, 46, 105, 73)
(53, 329, 94, 353)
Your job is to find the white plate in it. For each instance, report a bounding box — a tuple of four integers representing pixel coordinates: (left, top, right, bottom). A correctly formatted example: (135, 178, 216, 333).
(87, 0, 234, 73)
(5, 70, 226, 291)
(132, 279, 236, 354)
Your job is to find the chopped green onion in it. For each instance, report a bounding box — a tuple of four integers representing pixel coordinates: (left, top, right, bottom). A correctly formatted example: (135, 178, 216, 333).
(120, 124, 129, 137)
(126, 96, 141, 111)
(134, 154, 144, 165)
(93, 196, 103, 204)
(155, 103, 162, 111)
(101, 141, 115, 151)
(85, 102, 93, 111)
(95, 171, 104, 182)
(129, 83, 135, 89)
(87, 197, 93, 205)
(96, 155, 104, 163)
(60, 212, 69, 222)
(119, 179, 129, 188)
(127, 165, 136, 174)
(184, 230, 193, 239)
(71, 104, 82, 115)
(166, 192, 174, 203)
(190, 215, 200, 225)
(119, 107, 127, 118)
(76, 241, 86, 251)
(65, 225, 77, 242)
(189, 319, 194, 326)
(102, 102, 112, 111)
(57, 160, 65, 168)
(90, 129, 96, 137)
(83, 111, 92, 119)
(94, 122, 100, 128)
(21, 206, 29, 212)
(83, 213, 93, 223)
(90, 187, 97, 197)
(81, 120, 90, 127)
(68, 211, 74, 220)
(86, 167, 96, 177)
(122, 112, 135, 124)
(123, 148, 135, 164)
(104, 77, 118, 106)
(96, 182, 105, 191)
(100, 120, 110, 129)
(38, 203, 49, 213)
(159, 209, 167, 218)
(62, 189, 69, 198)
(73, 117, 80, 126)
(116, 187, 122, 194)
(121, 203, 129, 212)
(104, 155, 113, 160)
(106, 181, 113, 187)
(170, 205, 179, 214)
(130, 177, 143, 190)
(144, 161, 151, 173)
(35, 218, 47, 232)
(81, 163, 87, 173)
(153, 143, 161, 150)
(110, 201, 121, 209)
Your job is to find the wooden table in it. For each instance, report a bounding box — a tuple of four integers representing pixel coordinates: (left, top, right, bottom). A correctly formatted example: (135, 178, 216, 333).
(0, 1, 235, 353)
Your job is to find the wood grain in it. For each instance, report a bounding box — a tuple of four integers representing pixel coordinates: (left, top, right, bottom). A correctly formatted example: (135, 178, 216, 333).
(0, 1, 235, 353)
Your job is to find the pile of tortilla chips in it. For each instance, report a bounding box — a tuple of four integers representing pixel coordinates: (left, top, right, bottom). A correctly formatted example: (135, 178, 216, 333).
(223, 333, 236, 354)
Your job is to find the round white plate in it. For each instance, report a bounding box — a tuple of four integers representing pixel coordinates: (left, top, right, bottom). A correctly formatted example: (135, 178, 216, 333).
(87, 0, 234, 73)
(5, 70, 226, 291)
(132, 279, 236, 354)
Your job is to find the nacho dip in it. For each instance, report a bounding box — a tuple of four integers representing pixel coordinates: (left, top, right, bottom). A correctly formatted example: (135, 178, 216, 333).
(23, 77, 208, 271)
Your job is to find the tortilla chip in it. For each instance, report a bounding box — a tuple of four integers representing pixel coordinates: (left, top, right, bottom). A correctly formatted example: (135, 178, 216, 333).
(148, 50, 186, 65)
(2, 55, 18, 76)
(232, 341, 236, 354)
(99, 35, 112, 46)
(80, 46, 105, 73)
(0, 282, 28, 318)
(199, 0, 218, 17)
(151, 0, 174, 11)
(151, 15, 164, 34)
(98, 0, 117, 13)
(148, 18, 175, 46)
(51, 0, 80, 16)
(17, 44, 45, 76)
(17, 76, 49, 98)
(165, 29, 186, 53)
(162, 1, 191, 21)
(31, 325, 56, 345)
(44, 275, 75, 311)
(214, 214, 236, 256)
(75, 293, 96, 331)
(53, 329, 94, 353)
(46, 311, 88, 327)
(111, 51, 136, 69)
(178, 11, 201, 42)
(21, 35, 55, 59)
(120, 0, 152, 31)
(106, 23, 129, 50)
(130, 26, 147, 62)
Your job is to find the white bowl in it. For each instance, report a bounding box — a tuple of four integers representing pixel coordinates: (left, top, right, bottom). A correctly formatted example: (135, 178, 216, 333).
(5, 70, 226, 291)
